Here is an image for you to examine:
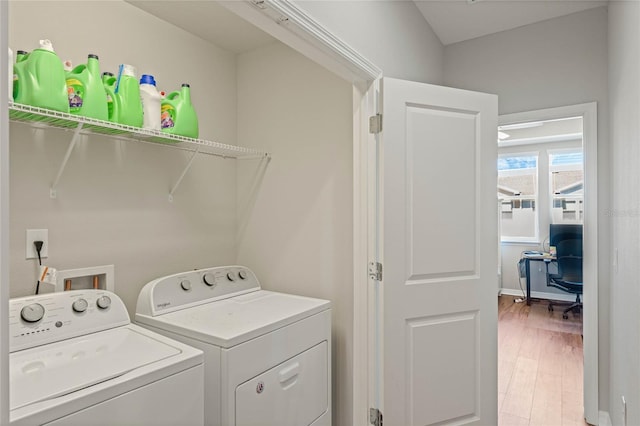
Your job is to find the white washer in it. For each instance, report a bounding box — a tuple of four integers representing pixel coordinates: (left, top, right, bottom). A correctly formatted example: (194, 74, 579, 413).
(135, 265, 331, 426)
(9, 290, 204, 426)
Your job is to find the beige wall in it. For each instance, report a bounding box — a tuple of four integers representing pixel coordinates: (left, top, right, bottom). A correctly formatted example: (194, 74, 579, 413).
(444, 6, 610, 410)
(8, 0, 238, 315)
(608, 2, 640, 425)
(236, 42, 353, 426)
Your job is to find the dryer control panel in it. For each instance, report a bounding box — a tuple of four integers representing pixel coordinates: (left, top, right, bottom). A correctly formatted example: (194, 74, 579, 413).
(9, 290, 130, 353)
(136, 265, 260, 316)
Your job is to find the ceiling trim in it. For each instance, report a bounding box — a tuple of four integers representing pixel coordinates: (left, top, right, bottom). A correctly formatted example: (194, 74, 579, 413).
(263, 0, 382, 81)
(222, 0, 381, 83)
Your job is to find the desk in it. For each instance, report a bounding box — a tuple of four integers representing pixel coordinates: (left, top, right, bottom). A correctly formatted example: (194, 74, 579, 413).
(523, 253, 556, 306)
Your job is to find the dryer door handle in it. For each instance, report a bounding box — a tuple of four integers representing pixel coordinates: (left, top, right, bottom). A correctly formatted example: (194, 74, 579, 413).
(278, 361, 300, 385)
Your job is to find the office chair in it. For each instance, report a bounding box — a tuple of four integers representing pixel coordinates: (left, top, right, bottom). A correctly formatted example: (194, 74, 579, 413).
(546, 225, 583, 319)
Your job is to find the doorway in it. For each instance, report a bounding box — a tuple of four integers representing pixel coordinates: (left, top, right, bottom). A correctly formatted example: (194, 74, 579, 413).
(498, 103, 598, 425)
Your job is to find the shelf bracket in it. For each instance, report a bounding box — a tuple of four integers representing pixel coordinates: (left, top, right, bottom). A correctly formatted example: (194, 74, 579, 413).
(168, 147, 201, 202)
(50, 123, 84, 198)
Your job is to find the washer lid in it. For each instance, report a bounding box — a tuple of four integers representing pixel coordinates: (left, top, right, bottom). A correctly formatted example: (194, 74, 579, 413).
(136, 290, 331, 348)
(10, 327, 181, 411)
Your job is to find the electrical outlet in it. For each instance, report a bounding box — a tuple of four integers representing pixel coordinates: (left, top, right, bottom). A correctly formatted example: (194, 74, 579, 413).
(26, 229, 48, 259)
(622, 395, 627, 426)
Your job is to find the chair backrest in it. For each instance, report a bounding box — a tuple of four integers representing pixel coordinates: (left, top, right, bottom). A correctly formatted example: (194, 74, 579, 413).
(550, 224, 583, 284)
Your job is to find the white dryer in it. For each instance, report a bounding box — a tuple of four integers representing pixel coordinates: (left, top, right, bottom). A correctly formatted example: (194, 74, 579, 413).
(9, 290, 204, 426)
(135, 265, 331, 426)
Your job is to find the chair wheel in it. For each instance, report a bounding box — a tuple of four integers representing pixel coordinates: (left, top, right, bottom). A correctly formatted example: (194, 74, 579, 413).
(563, 314, 569, 319)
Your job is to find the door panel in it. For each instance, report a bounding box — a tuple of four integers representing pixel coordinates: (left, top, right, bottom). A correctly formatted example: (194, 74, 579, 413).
(407, 312, 477, 425)
(407, 105, 477, 279)
(381, 77, 497, 426)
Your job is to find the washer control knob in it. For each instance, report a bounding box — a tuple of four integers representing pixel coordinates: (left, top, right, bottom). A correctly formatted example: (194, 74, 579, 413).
(227, 272, 236, 282)
(96, 296, 111, 310)
(238, 270, 248, 280)
(21, 303, 45, 323)
(203, 273, 216, 287)
(180, 279, 192, 291)
(72, 298, 88, 313)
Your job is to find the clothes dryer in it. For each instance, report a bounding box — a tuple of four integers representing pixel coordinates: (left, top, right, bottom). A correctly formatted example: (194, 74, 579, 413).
(136, 265, 331, 426)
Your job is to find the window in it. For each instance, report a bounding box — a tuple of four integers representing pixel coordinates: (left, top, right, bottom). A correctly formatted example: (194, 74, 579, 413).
(549, 150, 584, 224)
(498, 154, 538, 242)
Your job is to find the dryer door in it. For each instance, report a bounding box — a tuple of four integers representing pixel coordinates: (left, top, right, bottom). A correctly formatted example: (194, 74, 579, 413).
(235, 341, 328, 426)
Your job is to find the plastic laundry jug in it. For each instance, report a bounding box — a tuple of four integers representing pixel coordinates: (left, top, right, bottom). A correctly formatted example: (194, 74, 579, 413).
(12, 40, 68, 112)
(7, 48, 12, 101)
(161, 83, 199, 139)
(139, 74, 161, 131)
(102, 72, 114, 120)
(13, 50, 28, 101)
(102, 64, 142, 127)
(65, 54, 108, 121)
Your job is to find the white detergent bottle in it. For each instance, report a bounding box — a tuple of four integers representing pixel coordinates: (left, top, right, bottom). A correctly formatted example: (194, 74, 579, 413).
(139, 74, 162, 130)
(8, 47, 13, 101)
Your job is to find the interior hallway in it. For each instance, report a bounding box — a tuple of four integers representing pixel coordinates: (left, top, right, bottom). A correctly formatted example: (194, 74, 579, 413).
(498, 296, 587, 426)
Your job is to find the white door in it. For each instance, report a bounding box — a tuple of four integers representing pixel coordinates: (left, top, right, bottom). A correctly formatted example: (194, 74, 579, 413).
(377, 77, 498, 426)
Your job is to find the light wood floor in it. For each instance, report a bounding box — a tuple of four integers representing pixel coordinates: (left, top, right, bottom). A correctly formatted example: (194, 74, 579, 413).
(498, 295, 587, 426)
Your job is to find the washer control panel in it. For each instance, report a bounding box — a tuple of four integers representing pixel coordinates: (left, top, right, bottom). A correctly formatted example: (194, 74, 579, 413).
(9, 290, 129, 353)
(136, 265, 260, 316)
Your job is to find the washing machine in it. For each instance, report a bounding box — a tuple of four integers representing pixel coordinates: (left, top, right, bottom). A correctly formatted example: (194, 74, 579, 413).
(9, 289, 204, 425)
(135, 265, 331, 426)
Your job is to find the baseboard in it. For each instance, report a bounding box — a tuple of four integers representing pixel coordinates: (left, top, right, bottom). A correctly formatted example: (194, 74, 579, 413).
(499, 288, 577, 302)
(599, 410, 612, 426)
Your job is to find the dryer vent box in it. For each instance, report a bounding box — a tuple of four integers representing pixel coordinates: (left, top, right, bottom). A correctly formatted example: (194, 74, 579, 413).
(53, 265, 115, 293)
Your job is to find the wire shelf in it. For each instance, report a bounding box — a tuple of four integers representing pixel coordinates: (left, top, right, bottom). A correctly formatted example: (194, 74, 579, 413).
(9, 102, 270, 200)
(9, 102, 270, 159)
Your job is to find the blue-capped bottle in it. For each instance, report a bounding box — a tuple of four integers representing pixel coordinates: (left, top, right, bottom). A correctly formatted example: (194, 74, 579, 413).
(139, 74, 162, 131)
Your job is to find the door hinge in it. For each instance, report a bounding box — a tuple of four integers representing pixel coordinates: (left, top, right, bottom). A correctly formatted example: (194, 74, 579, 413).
(369, 262, 383, 281)
(369, 114, 382, 134)
(370, 408, 383, 426)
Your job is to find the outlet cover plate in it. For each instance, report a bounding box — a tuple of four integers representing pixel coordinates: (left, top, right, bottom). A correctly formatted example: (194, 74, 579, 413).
(26, 229, 48, 259)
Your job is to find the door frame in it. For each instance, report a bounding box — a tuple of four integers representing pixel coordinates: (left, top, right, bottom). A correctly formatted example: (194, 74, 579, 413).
(499, 103, 599, 425)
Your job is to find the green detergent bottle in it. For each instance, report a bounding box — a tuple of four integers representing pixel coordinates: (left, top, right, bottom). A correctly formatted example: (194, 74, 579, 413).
(12, 50, 28, 101)
(102, 72, 115, 121)
(101, 64, 143, 127)
(13, 40, 68, 113)
(161, 84, 199, 139)
(65, 54, 108, 121)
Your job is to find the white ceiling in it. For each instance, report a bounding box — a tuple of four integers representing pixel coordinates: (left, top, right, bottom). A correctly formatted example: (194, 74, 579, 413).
(127, 1, 275, 54)
(414, 0, 607, 46)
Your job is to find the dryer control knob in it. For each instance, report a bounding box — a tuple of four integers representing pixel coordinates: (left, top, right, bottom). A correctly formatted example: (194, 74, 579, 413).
(238, 270, 248, 280)
(180, 279, 192, 291)
(226, 272, 236, 282)
(72, 298, 88, 313)
(203, 273, 216, 287)
(96, 295, 111, 310)
(21, 303, 45, 323)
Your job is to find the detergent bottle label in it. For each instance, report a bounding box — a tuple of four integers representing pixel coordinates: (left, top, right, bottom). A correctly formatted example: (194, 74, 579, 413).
(66, 78, 84, 112)
(161, 104, 176, 129)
